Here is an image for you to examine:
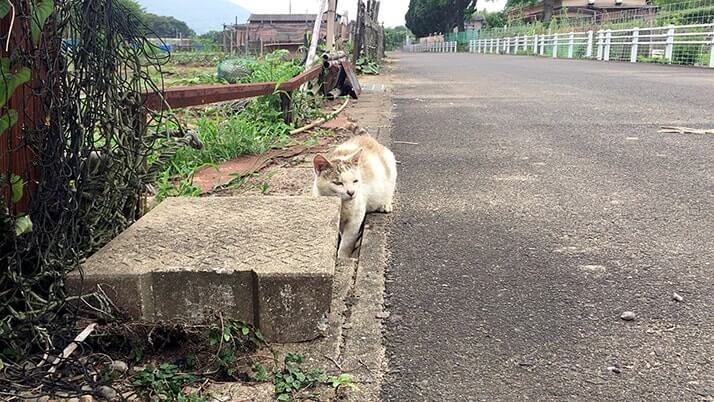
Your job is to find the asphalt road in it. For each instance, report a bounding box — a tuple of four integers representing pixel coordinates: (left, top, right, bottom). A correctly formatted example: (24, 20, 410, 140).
(382, 54, 714, 401)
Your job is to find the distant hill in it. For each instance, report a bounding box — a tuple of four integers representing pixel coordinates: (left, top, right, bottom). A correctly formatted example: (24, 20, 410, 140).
(136, 0, 250, 34)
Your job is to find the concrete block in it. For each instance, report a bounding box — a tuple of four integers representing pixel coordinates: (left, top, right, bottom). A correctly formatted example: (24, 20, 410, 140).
(67, 196, 341, 342)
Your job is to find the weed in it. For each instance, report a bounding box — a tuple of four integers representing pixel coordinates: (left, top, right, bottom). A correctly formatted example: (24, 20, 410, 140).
(131, 363, 202, 401)
(152, 50, 324, 200)
(272, 353, 358, 401)
(209, 319, 267, 379)
(252, 362, 269, 381)
(256, 182, 270, 194)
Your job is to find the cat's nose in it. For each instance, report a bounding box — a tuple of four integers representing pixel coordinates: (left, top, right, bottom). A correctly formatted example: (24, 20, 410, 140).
(347, 190, 355, 197)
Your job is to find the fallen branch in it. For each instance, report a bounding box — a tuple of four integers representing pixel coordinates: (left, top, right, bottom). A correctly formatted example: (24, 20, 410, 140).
(47, 322, 97, 374)
(324, 354, 343, 371)
(393, 141, 419, 145)
(659, 126, 714, 135)
(290, 97, 350, 136)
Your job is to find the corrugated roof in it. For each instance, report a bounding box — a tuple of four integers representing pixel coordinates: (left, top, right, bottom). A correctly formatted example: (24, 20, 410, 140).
(248, 14, 319, 23)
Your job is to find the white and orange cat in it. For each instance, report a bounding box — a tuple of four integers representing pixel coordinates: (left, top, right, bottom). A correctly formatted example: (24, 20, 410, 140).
(313, 135, 397, 259)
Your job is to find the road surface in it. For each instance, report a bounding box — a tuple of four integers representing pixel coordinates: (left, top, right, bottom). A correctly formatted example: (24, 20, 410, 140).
(382, 53, 714, 401)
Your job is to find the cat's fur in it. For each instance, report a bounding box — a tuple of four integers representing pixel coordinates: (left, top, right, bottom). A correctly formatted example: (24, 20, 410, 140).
(312, 135, 397, 258)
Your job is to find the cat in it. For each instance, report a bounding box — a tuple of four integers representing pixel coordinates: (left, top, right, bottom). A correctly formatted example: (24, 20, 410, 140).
(312, 135, 397, 259)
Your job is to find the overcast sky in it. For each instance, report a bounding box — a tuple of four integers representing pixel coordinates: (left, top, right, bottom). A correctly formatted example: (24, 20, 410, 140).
(231, 0, 507, 28)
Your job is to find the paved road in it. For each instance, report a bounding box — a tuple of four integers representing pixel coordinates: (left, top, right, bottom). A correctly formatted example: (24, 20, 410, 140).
(382, 54, 714, 401)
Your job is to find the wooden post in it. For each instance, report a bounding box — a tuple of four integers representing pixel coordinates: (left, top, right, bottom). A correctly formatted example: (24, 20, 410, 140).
(306, 0, 327, 68)
(326, 0, 337, 51)
(280, 91, 293, 124)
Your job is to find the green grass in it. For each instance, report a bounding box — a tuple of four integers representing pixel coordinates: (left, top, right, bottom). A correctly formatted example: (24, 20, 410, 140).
(150, 50, 324, 200)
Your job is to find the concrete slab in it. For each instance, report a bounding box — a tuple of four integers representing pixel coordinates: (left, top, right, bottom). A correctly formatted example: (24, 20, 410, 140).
(67, 196, 341, 343)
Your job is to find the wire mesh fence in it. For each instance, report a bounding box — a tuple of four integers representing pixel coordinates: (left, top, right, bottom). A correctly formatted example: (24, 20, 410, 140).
(468, 0, 714, 67)
(1, 0, 178, 361)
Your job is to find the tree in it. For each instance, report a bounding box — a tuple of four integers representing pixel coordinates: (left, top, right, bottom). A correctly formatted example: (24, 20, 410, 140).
(384, 26, 412, 50)
(405, 0, 476, 37)
(116, 0, 195, 38)
(542, 0, 554, 22)
(479, 10, 506, 29)
(116, 0, 146, 22)
(144, 13, 195, 37)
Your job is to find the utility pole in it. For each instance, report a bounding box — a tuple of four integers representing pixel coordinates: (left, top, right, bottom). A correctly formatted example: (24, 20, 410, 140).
(289, 0, 292, 14)
(326, 0, 337, 51)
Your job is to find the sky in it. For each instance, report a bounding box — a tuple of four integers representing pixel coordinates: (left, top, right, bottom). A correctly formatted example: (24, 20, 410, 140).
(231, 0, 507, 28)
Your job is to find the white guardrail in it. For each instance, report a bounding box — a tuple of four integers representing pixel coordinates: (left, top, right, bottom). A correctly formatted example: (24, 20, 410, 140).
(405, 41, 458, 53)
(468, 23, 714, 67)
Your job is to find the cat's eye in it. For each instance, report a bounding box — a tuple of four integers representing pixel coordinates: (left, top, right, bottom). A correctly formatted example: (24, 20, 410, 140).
(333, 181, 342, 186)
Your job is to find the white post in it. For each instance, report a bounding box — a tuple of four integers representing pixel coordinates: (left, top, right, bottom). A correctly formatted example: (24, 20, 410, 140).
(490, 39, 494, 53)
(568, 32, 574, 58)
(665, 24, 675, 62)
(586, 30, 594, 58)
(533, 34, 538, 54)
(553, 33, 559, 58)
(630, 27, 639, 63)
(597, 30, 604, 60)
(496, 38, 500, 54)
(506, 37, 510, 54)
(604, 29, 612, 61)
(540, 34, 545, 55)
(710, 27, 714, 67)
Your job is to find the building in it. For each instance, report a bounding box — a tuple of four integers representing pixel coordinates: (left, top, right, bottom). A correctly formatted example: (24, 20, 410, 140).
(507, 0, 653, 23)
(465, 15, 485, 31)
(224, 13, 348, 55)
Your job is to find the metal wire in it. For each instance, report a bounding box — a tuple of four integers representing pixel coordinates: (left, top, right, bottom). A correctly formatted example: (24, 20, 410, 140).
(0, 0, 180, 364)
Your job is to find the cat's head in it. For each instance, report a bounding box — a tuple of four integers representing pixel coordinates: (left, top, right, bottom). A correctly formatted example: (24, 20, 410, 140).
(312, 150, 362, 201)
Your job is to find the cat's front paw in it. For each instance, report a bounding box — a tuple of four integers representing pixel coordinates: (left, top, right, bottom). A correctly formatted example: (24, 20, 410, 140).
(379, 202, 393, 213)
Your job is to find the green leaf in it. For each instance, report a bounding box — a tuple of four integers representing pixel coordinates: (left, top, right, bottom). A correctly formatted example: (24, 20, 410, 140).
(1, 57, 10, 74)
(0, 67, 31, 108)
(276, 394, 290, 401)
(0, 110, 18, 135)
(31, 0, 55, 46)
(10, 174, 23, 203)
(0, 358, 4, 370)
(241, 326, 250, 336)
(0, 1, 10, 19)
(14, 214, 32, 236)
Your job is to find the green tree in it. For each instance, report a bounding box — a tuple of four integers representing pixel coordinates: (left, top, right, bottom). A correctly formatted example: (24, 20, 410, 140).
(116, 0, 145, 21)
(116, 0, 195, 38)
(406, 0, 477, 37)
(384, 26, 411, 50)
(479, 10, 506, 28)
(144, 13, 195, 37)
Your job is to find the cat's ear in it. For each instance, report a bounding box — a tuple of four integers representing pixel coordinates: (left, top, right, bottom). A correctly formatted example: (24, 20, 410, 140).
(313, 154, 331, 174)
(350, 149, 363, 165)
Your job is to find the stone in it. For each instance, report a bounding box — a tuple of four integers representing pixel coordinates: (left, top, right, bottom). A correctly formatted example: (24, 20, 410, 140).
(620, 311, 636, 321)
(109, 360, 128, 373)
(96, 386, 117, 400)
(672, 292, 684, 302)
(67, 196, 340, 342)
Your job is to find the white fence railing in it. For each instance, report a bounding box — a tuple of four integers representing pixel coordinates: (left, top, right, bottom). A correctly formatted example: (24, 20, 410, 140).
(405, 41, 458, 53)
(468, 23, 714, 68)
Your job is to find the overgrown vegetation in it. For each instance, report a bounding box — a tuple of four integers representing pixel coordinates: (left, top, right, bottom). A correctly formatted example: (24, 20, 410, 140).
(385, 26, 411, 50)
(150, 50, 324, 200)
(82, 319, 357, 401)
